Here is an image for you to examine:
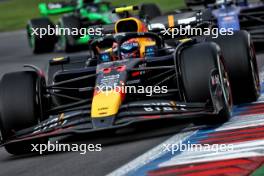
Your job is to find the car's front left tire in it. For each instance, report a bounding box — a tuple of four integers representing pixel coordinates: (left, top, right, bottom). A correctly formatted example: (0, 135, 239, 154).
(0, 71, 47, 155)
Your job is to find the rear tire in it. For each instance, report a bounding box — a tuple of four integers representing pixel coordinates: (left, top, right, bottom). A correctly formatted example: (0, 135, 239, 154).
(180, 42, 232, 124)
(27, 18, 57, 54)
(208, 30, 260, 104)
(0, 71, 47, 155)
(139, 3, 161, 20)
(58, 15, 82, 52)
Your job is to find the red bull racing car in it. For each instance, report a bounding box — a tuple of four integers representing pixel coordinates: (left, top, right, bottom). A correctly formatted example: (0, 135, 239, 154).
(0, 8, 260, 155)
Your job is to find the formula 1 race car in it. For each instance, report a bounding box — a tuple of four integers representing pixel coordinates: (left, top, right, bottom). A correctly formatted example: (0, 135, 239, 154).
(27, 0, 118, 53)
(184, 0, 264, 46)
(0, 10, 259, 155)
(26, 0, 161, 53)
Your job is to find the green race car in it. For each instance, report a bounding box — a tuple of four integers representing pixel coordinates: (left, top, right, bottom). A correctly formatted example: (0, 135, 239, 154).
(26, 0, 119, 53)
(27, 1, 161, 54)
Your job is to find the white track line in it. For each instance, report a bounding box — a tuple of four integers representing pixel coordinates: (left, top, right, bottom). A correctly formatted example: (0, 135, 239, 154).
(108, 71, 264, 176)
(107, 130, 197, 176)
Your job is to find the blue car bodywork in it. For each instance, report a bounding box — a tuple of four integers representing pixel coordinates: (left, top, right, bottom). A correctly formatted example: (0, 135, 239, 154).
(212, 4, 240, 30)
(210, 0, 264, 43)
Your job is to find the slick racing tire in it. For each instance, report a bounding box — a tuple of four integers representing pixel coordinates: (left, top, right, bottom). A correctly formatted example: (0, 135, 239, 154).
(0, 71, 47, 155)
(180, 42, 232, 124)
(208, 30, 260, 104)
(58, 15, 82, 52)
(27, 18, 57, 54)
(139, 3, 161, 20)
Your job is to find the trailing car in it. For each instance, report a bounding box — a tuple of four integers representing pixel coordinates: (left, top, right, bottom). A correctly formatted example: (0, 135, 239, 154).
(26, 0, 161, 53)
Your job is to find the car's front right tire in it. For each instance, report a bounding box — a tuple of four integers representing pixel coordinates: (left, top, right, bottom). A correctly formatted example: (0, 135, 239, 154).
(180, 42, 232, 124)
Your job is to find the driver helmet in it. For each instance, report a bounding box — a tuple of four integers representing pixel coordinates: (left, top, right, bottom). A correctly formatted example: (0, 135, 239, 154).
(120, 39, 140, 59)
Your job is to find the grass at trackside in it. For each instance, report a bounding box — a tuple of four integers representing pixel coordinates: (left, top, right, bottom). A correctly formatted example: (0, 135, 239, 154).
(0, 0, 58, 32)
(252, 165, 264, 176)
(0, 0, 184, 32)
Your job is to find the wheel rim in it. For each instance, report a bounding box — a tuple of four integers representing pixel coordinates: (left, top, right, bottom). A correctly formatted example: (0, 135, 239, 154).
(218, 57, 232, 112)
(57, 22, 66, 51)
(249, 44, 260, 96)
(27, 25, 35, 49)
(0, 129, 3, 142)
(58, 35, 66, 51)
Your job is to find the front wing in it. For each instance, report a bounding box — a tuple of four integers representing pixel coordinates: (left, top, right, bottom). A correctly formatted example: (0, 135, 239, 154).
(1, 106, 212, 145)
(0, 70, 226, 146)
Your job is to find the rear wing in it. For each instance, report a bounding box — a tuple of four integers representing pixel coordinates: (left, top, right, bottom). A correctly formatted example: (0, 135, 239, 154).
(38, 2, 76, 16)
(89, 12, 204, 37)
